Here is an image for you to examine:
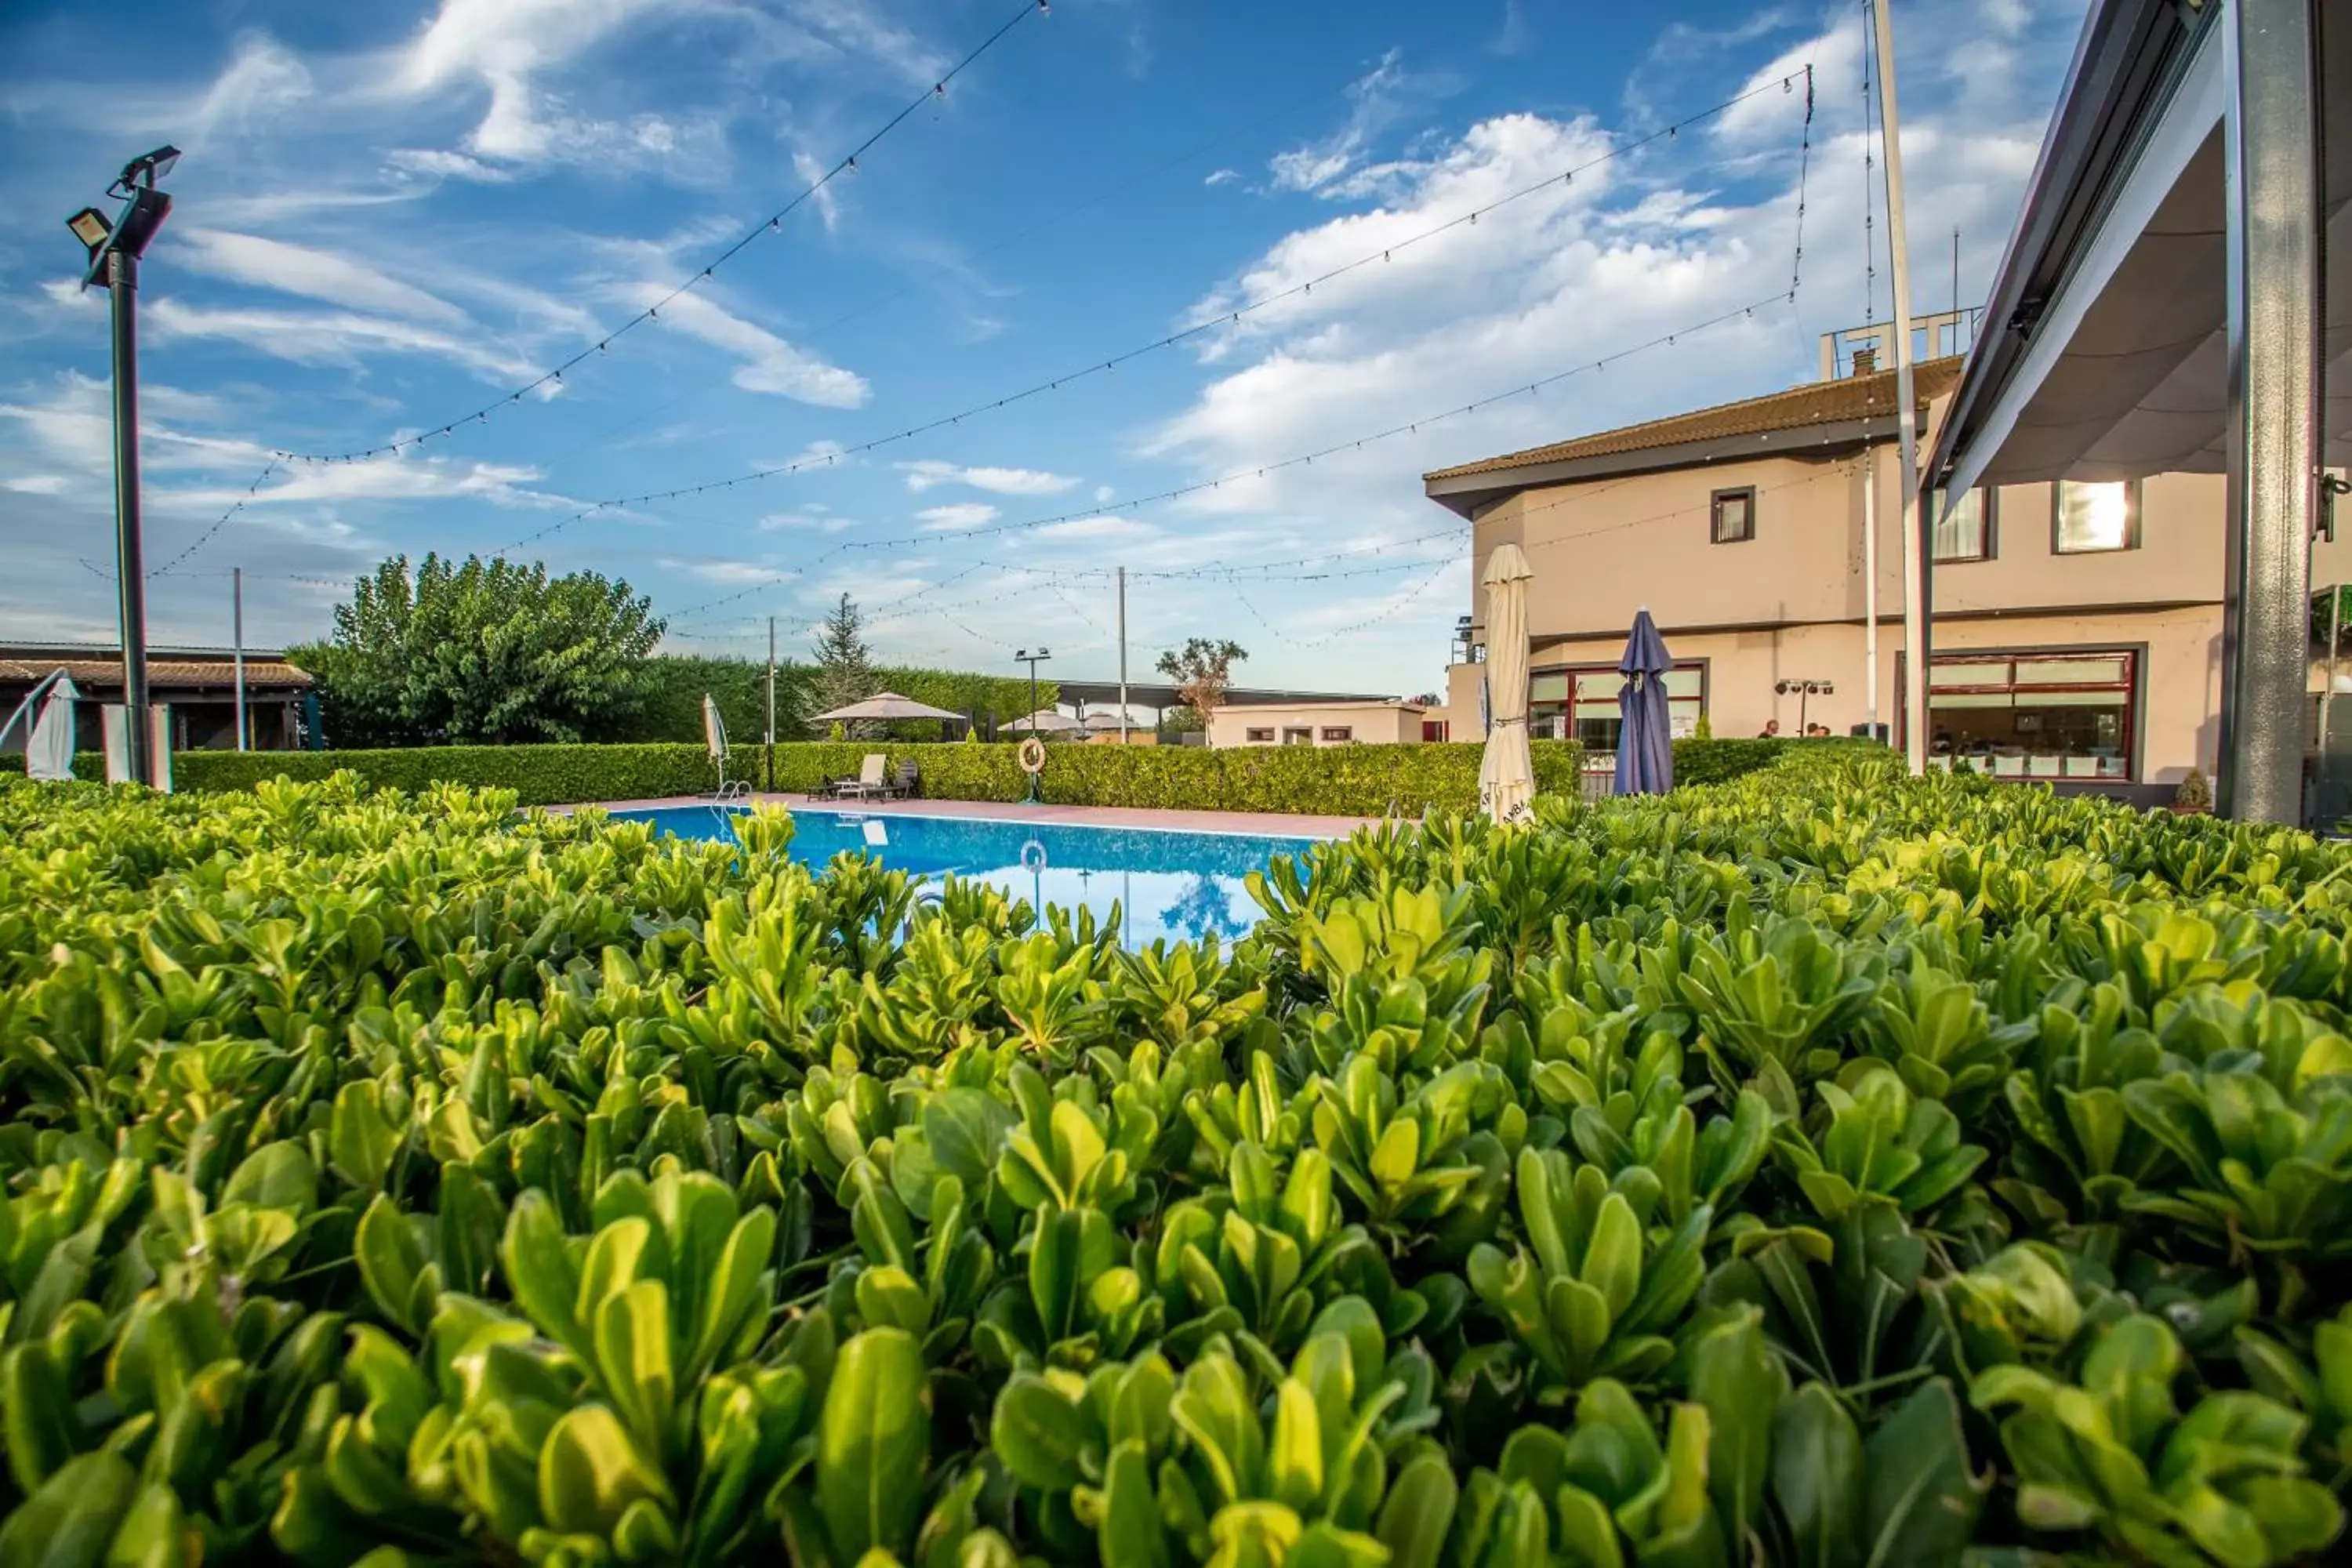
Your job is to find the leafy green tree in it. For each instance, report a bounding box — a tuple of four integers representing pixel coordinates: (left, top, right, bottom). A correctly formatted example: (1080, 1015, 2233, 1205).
(303, 554, 663, 746)
(1155, 637, 1247, 726)
(808, 593, 877, 736)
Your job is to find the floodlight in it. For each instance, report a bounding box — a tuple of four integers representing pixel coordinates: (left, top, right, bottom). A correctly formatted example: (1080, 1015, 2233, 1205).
(66, 206, 111, 250)
(110, 145, 180, 195)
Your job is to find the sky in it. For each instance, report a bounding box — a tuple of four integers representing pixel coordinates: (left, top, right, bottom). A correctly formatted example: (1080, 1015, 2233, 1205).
(0, 0, 2087, 698)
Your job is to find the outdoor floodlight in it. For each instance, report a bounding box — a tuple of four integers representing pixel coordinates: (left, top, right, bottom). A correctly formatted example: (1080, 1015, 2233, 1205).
(65, 206, 111, 252)
(109, 144, 180, 195)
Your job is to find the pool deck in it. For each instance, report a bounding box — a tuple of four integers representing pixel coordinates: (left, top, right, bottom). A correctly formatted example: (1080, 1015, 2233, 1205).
(568, 793, 1373, 840)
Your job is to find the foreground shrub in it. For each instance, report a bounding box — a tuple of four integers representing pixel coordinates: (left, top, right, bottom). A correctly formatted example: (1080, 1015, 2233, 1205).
(2, 753, 2350, 1566)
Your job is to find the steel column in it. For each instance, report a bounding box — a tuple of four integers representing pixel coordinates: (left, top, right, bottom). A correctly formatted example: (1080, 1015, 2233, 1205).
(2218, 0, 2321, 823)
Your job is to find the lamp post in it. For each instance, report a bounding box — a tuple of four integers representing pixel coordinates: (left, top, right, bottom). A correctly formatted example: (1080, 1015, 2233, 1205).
(67, 145, 180, 789)
(1016, 646, 1051, 731)
(1776, 677, 1835, 735)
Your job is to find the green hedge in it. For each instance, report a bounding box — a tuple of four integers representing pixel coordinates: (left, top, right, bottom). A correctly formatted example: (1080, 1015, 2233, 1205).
(6, 739, 1580, 816)
(768, 739, 1582, 816)
(0, 743, 752, 806)
(1668, 735, 1891, 788)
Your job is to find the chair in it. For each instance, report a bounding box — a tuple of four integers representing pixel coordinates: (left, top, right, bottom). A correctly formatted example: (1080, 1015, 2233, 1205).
(880, 758, 920, 800)
(826, 753, 888, 800)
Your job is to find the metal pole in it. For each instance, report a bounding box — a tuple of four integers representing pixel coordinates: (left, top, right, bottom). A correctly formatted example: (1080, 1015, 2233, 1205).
(1116, 567, 1130, 745)
(1951, 227, 1960, 353)
(1863, 440, 1880, 739)
(233, 566, 247, 751)
(1868, 0, 1929, 774)
(108, 249, 152, 787)
(2217, 0, 2321, 823)
(765, 615, 776, 792)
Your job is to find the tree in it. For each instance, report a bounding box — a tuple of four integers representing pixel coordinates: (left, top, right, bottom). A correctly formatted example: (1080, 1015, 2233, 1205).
(303, 554, 663, 746)
(807, 593, 877, 736)
(1155, 637, 1248, 724)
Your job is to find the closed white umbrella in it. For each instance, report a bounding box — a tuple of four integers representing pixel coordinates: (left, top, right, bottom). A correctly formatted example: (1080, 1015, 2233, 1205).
(1479, 543, 1535, 824)
(29, 673, 81, 782)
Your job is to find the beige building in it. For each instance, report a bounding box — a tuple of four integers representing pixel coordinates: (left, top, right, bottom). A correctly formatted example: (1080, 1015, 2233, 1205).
(1426, 334, 2352, 805)
(1208, 699, 1431, 749)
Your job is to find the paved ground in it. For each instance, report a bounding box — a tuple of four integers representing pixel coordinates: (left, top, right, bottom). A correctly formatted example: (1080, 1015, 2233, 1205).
(568, 792, 1373, 839)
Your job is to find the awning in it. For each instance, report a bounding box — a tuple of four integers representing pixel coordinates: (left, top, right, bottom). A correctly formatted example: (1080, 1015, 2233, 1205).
(1929, 0, 2352, 499)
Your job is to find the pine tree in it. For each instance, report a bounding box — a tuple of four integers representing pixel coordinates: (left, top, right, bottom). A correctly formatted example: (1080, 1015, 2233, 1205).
(808, 593, 877, 737)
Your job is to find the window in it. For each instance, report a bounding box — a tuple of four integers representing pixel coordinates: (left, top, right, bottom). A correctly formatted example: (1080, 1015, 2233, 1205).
(1319, 726, 1354, 743)
(2053, 481, 2140, 554)
(1920, 649, 2137, 780)
(1421, 720, 1450, 742)
(1531, 662, 1708, 751)
(1282, 728, 1313, 746)
(1711, 486, 1756, 543)
(1244, 727, 1274, 743)
(1932, 487, 1994, 562)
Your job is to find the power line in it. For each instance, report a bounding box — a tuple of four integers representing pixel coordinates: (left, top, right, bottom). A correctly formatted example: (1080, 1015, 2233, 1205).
(499, 67, 1817, 554)
(269, 0, 1051, 468)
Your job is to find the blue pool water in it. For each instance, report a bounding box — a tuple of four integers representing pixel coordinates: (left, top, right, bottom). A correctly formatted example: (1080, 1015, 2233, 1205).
(611, 807, 1327, 946)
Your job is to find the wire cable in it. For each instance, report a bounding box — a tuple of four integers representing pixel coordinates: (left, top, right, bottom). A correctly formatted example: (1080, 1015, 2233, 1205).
(270, 0, 1051, 466)
(499, 67, 1817, 554)
(149, 458, 282, 577)
(657, 292, 1790, 627)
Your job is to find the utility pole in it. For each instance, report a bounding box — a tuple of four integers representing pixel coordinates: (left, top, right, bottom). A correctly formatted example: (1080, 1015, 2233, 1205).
(232, 567, 248, 751)
(765, 615, 776, 793)
(1863, 444, 1879, 738)
(1116, 566, 1130, 745)
(1868, 0, 1929, 774)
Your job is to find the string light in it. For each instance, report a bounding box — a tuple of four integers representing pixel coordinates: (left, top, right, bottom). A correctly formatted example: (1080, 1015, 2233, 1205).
(267, 0, 1048, 466)
(658, 294, 1794, 627)
(498, 67, 1817, 554)
(150, 457, 281, 578)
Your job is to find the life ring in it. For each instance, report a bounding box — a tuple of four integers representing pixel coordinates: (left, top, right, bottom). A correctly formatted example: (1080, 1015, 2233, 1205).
(1018, 737, 1047, 775)
(1020, 839, 1049, 873)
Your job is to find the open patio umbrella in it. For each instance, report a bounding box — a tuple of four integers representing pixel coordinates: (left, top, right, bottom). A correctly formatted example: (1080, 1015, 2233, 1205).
(1614, 608, 1675, 795)
(1478, 543, 1535, 824)
(1006, 708, 1081, 733)
(812, 691, 967, 724)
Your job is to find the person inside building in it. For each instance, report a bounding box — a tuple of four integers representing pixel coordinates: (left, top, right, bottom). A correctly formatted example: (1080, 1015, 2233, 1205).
(1759, 719, 1780, 738)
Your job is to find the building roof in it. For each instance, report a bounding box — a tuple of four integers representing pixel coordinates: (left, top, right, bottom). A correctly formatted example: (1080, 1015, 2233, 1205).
(1426, 356, 1967, 482)
(1219, 699, 1427, 714)
(0, 656, 312, 692)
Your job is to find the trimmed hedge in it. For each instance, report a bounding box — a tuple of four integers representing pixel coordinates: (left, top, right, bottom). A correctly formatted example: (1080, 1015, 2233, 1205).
(5, 738, 1581, 816)
(0, 743, 752, 806)
(1669, 735, 1891, 787)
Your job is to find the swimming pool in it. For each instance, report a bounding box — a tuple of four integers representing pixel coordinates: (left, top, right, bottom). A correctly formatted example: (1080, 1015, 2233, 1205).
(610, 806, 1328, 946)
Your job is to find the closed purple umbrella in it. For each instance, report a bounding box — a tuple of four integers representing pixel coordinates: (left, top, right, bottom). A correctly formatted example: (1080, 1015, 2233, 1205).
(1614, 608, 1675, 795)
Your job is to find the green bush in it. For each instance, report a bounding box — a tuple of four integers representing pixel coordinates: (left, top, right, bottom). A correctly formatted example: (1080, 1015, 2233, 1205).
(14, 738, 1581, 816)
(5, 757, 2351, 1566)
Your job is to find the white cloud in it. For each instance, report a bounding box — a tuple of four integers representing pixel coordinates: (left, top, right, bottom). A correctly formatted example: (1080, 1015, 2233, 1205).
(795, 149, 842, 231)
(387, 148, 517, 183)
(1015, 516, 1157, 546)
(196, 35, 316, 140)
(915, 502, 1000, 531)
(1205, 168, 1240, 187)
(760, 505, 855, 534)
(144, 298, 543, 384)
(172, 229, 468, 324)
(898, 459, 1080, 495)
(634, 288, 869, 407)
(669, 557, 789, 584)
(1094, 484, 1116, 502)
(1265, 49, 1444, 196)
(4, 475, 70, 495)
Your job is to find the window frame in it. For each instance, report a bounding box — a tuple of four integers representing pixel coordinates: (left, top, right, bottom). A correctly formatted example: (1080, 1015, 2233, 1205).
(1319, 726, 1354, 743)
(1896, 644, 2145, 782)
(1529, 658, 1711, 750)
(2051, 480, 2142, 554)
(1931, 485, 1998, 564)
(1281, 727, 1313, 746)
(1709, 485, 1757, 544)
(1243, 727, 1274, 744)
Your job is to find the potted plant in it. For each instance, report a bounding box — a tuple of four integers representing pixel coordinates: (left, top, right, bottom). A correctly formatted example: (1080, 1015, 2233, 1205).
(2170, 768, 2212, 815)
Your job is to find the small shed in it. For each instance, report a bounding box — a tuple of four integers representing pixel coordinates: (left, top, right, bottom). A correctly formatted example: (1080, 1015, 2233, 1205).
(0, 644, 316, 753)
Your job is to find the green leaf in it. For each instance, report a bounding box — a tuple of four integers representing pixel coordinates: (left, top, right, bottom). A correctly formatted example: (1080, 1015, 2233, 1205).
(818, 1328, 932, 1563)
(1772, 1384, 1862, 1568)
(991, 1374, 1096, 1492)
(1686, 1306, 1786, 1559)
(1374, 1449, 1460, 1568)
(537, 1403, 673, 1537)
(0, 1450, 140, 1568)
(1100, 1439, 1169, 1568)
(1860, 1379, 1987, 1568)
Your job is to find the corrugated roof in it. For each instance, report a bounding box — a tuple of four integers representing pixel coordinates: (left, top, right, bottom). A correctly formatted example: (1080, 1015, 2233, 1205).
(1425, 356, 1968, 481)
(0, 659, 313, 691)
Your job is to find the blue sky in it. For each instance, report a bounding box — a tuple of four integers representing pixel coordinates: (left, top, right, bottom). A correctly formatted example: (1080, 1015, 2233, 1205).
(0, 0, 2085, 694)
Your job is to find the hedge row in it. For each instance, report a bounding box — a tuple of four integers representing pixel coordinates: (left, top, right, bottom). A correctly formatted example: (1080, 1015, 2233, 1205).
(5, 739, 1584, 815)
